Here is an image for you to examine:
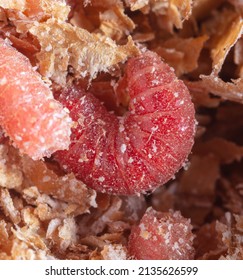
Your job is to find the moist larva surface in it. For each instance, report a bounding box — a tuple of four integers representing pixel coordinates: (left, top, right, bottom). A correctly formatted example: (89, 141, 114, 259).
(54, 51, 195, 195)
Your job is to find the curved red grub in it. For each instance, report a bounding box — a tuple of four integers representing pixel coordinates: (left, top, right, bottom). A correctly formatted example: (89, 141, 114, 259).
(54, 51, 196, 195)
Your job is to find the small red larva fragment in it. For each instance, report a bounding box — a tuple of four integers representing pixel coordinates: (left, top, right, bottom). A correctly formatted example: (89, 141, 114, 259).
(128, 208, 195, 260)
(0, 39, 72, 160)
(54, 51, 195, 195)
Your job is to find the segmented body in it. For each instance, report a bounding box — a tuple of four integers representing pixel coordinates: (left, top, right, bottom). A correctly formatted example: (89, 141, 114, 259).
(0, 38, 72, 160)
(55, 51, 195, 195)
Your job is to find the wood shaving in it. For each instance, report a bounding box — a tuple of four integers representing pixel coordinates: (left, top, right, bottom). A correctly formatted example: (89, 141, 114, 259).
(0, 144, 23, 190)
(29, 19, 139, 84)
(0, 0, 26, 12)
(199, 76, 243, 103)
(216, 213, 243, 259)
(0, 188, 21, 224)
(125, 0, 149, 11)
(124, 0, 192, 33)
(101, 244, 127, 260)
(192, 0, 225, 20)
(21, 155, 97, 208)
(194, 138, 243, 164)
(0, 0, 70, 19)
(154, 35, 208, 76)
(207, 9, 243, 74)
(151, 0, 192, 30)
(99, 5, 135, 41)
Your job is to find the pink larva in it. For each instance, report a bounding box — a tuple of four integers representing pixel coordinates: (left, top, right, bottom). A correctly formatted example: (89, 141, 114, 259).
(54, 51, 195, 195)
(128, 208, 195, 260)
(0, 38, 72, 160)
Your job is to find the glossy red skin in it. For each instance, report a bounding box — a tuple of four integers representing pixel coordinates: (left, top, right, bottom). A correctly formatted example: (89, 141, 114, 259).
(54, 51, 195, 195)
(0, 39, 71, 159)
(128, 208, 195, 260)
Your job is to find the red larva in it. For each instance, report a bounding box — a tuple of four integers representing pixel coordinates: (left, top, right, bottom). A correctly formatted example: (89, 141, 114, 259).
(0, 38, 72, 160)
(128, 208, 195, 260)
(54, 51, 196, 195)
